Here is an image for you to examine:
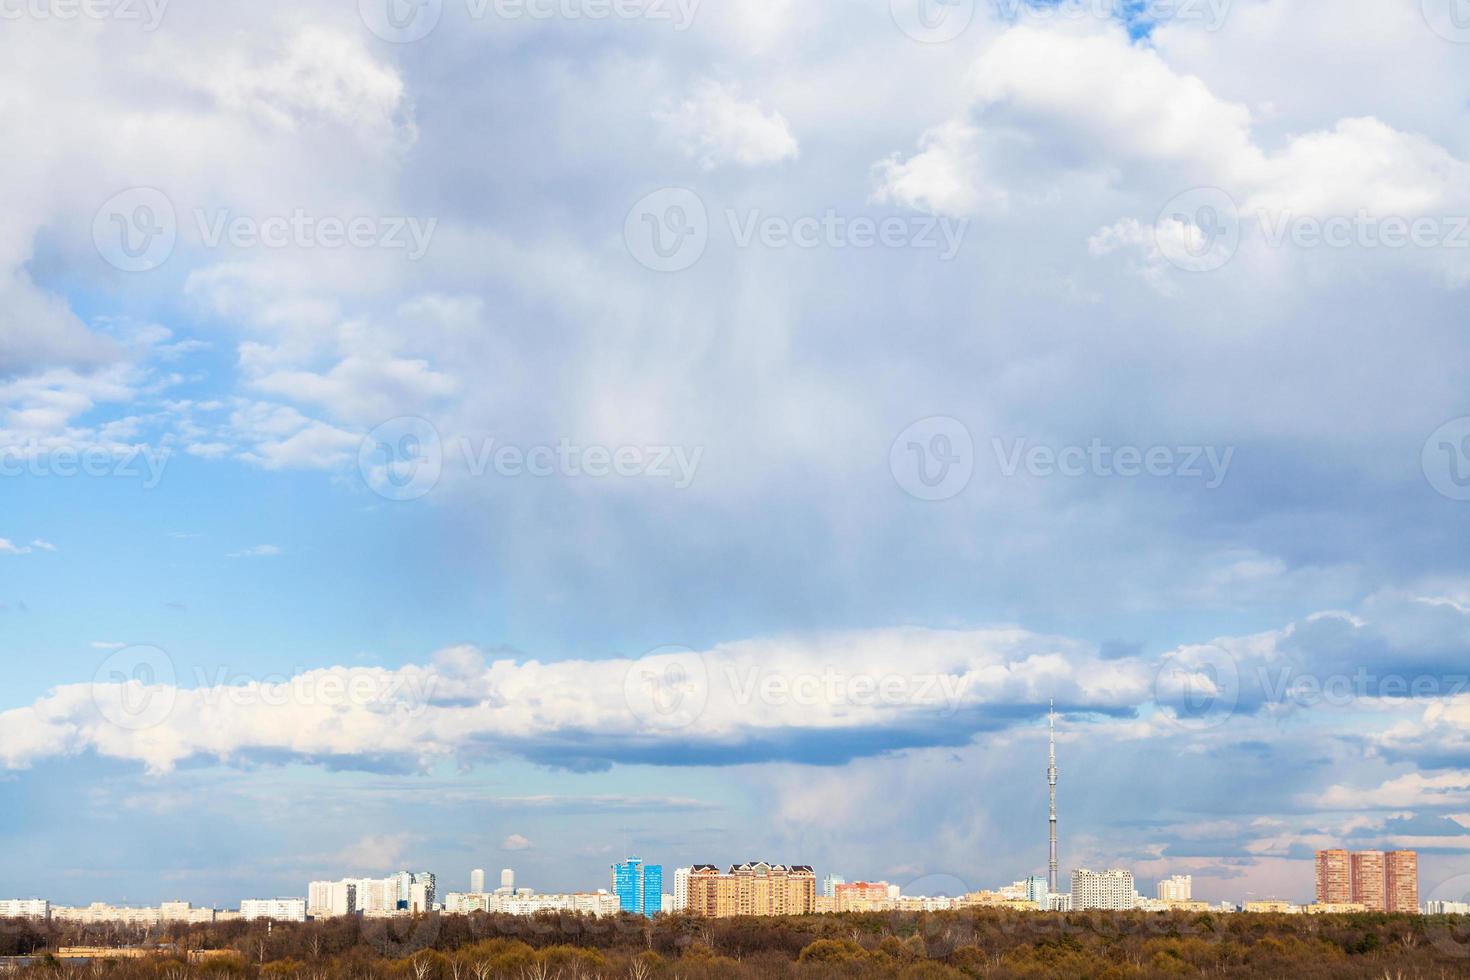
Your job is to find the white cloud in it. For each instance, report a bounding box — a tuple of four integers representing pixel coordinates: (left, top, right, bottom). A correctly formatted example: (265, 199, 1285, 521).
(501, 834, 534, 852)
(657, 80, 798, 170)
(332, 833, 416, 871)
(874, 21, 1470, 291)
(0, 538, 56, 556)
(227, 545, 282, 559)
(1309, 771, 1470, 811)
(192, 25, 414, 149)
(0, 626, 1146, 775)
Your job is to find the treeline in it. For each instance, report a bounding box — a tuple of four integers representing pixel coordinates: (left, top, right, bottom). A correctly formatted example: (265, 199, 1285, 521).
(3, 909, 1470, 978)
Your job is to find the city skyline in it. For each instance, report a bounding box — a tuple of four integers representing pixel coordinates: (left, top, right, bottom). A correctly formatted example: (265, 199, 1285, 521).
(4, 0, 1470, 928)
(0, 711, 1453, 909)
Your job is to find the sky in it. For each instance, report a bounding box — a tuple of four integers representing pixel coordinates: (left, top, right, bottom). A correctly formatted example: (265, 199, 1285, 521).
(3, 0, 1470, 910)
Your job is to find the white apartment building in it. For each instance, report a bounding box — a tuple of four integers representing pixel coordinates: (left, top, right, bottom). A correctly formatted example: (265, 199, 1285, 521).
(500, 869, 514, 893)
(498, 892, 620, 917)
(673, 867, 691, 912)
(349, 877, 401, 914)
(1157, 875, 1193, 903)
(1072, 869, 1135, 911)
(470, 870, 485, 894)
(0, 899, 50, 920)
(52, 904, 161, 926)
(160, 902, 218, 924)
(308, 881, 358, 919)
(241, 899, 307, 922)
(444, 889, 618, 917)
(1426, 900, 1470, 915)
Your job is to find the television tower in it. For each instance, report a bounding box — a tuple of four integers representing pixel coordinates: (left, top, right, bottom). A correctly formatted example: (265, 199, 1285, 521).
(1047, 699, 1058, 896)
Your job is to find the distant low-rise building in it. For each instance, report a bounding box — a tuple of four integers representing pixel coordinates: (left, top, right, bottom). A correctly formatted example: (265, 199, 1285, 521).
(240, 899, 307, 922)
(833, 881, 890, 913)
(0, 899, 50, 920)
(1426, 901, 1470, 915)
(159, 902, 217, 924)
(1304, 902, 1368, 915)
(52, 904, 161, 926)
(1244, 900, 1301, 914)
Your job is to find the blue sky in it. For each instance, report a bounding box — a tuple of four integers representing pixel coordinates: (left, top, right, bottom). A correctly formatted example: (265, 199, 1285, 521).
(4, 0, 1470, 910)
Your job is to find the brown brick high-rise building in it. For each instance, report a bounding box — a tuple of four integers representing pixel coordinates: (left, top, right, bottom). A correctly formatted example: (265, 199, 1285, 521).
(1315, 850, 1351, 904)
(1350, 851, 1386, 911)
(1386, 851, 1418, 913)
(686, 862, 815, 917)
(1316, 849, 1418, 912)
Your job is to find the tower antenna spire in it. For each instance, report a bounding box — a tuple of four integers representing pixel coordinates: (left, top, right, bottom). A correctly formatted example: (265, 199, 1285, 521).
(1048, 699, 1058, 897)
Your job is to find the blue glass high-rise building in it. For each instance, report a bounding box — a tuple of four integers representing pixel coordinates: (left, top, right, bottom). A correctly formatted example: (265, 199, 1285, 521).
(611, 857, 662, 917)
